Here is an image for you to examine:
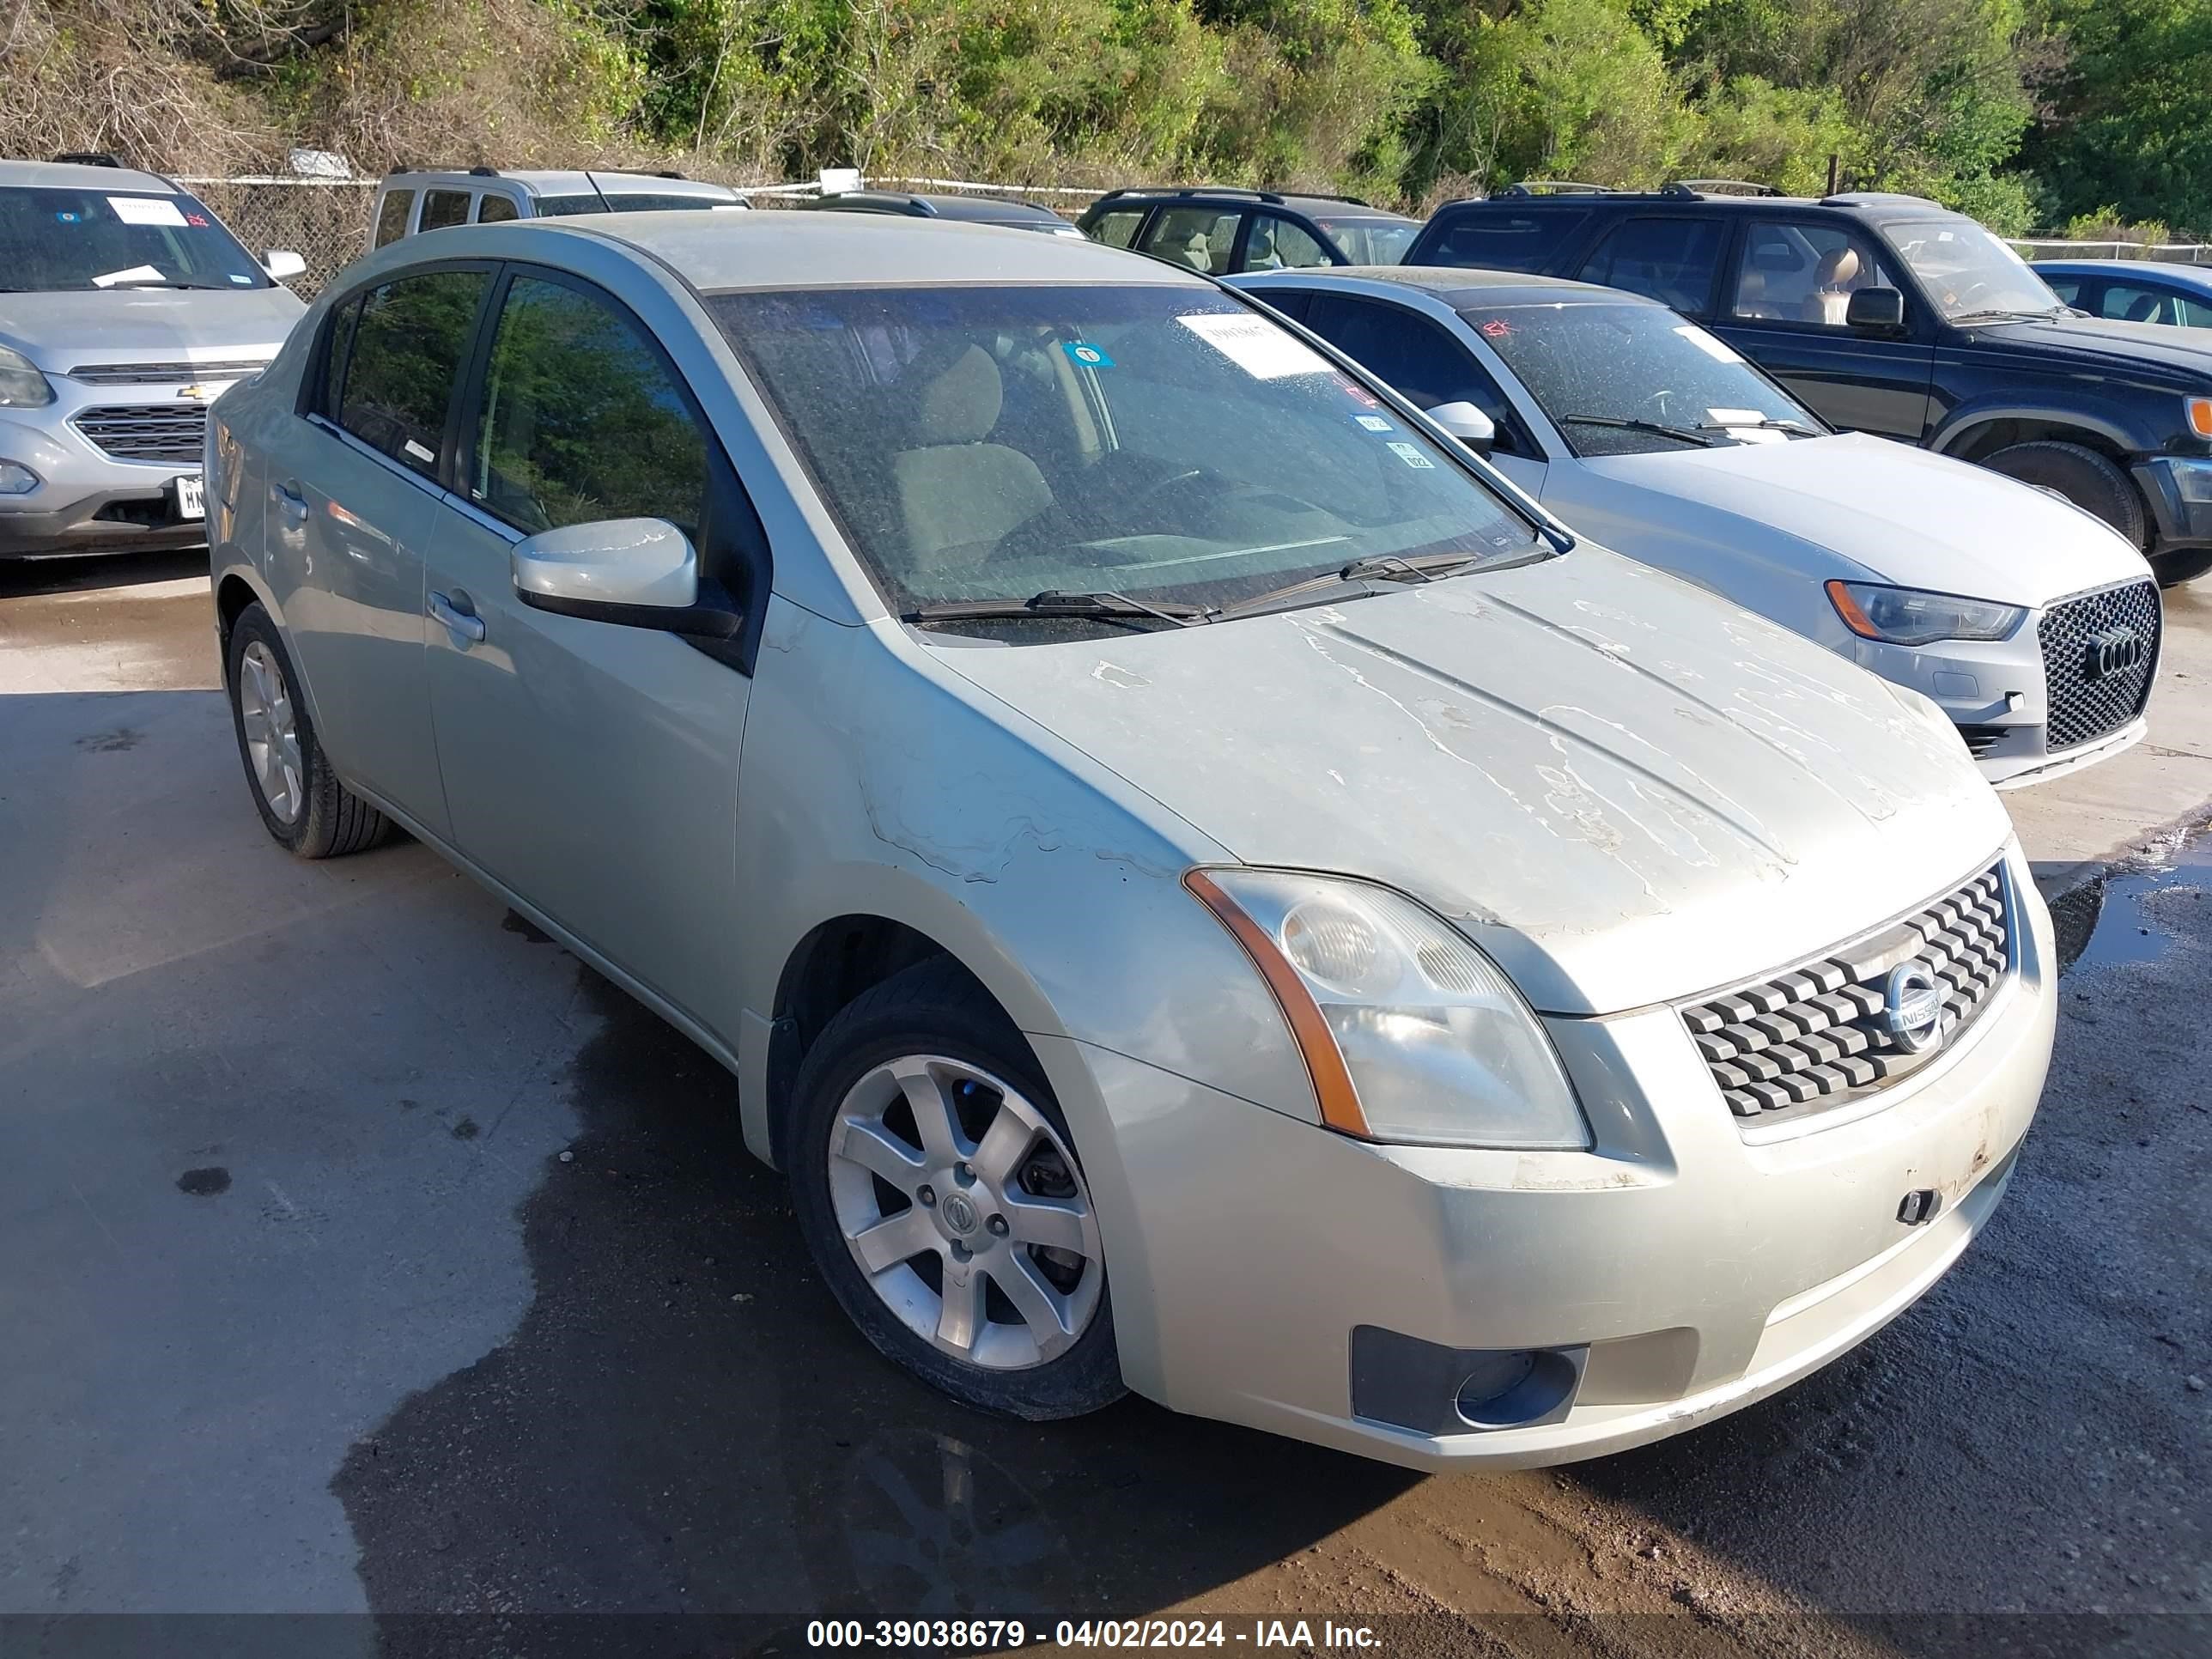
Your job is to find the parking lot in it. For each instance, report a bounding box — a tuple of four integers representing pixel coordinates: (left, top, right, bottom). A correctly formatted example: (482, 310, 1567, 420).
(0, 550, 2204, 1652)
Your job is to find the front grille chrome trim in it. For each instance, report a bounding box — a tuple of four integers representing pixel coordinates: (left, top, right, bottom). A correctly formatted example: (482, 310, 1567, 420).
(1680, 860, 2014, 1129)
(70, 404, 210, 465)
(2038, 577, 2160, 753)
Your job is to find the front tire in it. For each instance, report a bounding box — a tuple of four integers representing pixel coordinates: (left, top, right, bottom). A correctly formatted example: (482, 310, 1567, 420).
(225, 602, 393, 859)
(2149, 549, 2212, 587)
(787, 958, 1125, 1421)
(1980, 440, 2148, 550)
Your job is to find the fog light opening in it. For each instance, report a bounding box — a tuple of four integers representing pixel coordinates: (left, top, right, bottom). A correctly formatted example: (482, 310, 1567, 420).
(1455, 1347, 1581, 1430)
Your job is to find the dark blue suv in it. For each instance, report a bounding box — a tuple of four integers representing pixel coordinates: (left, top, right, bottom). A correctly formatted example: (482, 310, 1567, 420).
(1410, 185, 2212, 585)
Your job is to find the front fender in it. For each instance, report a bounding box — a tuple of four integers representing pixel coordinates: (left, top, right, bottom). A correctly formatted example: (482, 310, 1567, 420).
(1930, 398, 2149, 461)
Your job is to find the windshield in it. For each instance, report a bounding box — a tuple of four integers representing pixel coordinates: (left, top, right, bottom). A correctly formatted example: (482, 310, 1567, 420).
(710, 284, 1542, 625)
(1468, 301, 1821, 456)
(0, 186, 269, 291)
(1315, 216, 1419, 264)
(1885, 219, 2059, 320)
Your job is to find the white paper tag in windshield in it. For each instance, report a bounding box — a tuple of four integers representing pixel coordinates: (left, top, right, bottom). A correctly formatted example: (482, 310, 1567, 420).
(1674, 325, 1743, 364)
(1178, 313, 1332, 380)
(1707, 407, 1785, 442)
(110, 196, 187, 228)
(91, 264, 164, 288)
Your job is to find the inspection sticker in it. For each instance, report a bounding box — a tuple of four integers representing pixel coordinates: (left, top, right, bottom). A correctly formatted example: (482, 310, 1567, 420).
(110, 196, 187, 228)
(1177, 312, 1331, 379)
(1353, 414, 1395, 432)
(1063, 341, 1114, 368)
(1386, 441, 1435, 469)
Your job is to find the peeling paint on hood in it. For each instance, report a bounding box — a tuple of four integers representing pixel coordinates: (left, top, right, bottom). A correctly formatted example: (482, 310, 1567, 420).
(937, 545, 2011, 1015)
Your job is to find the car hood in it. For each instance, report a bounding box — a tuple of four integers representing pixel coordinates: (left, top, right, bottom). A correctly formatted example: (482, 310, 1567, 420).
(1572, 432, 2149, 605)
(1971, 314, 2212, 379)
(938, 544, 2011, 1015)
(0, 287, 304, 370)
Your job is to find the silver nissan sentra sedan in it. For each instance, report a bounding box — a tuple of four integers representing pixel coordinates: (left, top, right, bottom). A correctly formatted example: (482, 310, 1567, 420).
(204, 212, 2055, 1469)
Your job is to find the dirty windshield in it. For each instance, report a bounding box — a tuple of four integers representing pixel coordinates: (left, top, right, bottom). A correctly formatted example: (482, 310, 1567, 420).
(710, 284, 1541, 625)
(0, 187, 271, 291)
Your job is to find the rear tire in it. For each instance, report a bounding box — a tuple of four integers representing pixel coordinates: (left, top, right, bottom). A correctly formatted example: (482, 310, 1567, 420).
(787, 957, 1126, 1421)
(225, 602, 393, 860)
(1980, 441, 2148, 550)
(2150, 549, 2212, 587)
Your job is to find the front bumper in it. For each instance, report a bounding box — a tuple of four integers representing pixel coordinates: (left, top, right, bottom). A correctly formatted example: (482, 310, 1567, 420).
(0, 376, 242, 558)
(2134, 455, 2212, 554)
(1042, 844, 2055, 1470)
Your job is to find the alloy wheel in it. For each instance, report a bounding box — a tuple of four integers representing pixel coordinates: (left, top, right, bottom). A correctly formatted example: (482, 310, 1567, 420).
(826, 1054, 1104, 1370)
(237, 640, 303, 824)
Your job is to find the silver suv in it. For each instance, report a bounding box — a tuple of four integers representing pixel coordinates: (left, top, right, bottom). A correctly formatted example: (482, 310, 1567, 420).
(0, 157, 307, 559)
(368, 169, 747, 249)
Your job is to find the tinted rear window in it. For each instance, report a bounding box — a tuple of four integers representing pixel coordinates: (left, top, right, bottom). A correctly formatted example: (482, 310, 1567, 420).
(600, 193, 730, 213)
(373, 189, 414, 248)
(1415, 208, 1591, 274)
(419, 191, 471, 232)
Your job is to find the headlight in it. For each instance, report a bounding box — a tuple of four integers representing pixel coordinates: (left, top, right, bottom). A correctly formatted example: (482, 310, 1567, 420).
(1186, 868, 1589, 1149)
(1826, 579, 2024, 646)
(0, 345, 53, 408)
(2185, 395, 2212, 439)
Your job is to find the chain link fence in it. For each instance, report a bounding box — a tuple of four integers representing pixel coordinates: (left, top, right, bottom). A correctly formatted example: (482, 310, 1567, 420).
(2009, 237, 2212, 265)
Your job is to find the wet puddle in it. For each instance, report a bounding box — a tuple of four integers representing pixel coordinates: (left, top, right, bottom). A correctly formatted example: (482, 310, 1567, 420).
(2051, 829, 2212, 974)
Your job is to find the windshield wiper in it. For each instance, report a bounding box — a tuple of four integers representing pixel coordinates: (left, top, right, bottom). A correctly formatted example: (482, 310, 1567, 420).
(1949, 307, 2066, 325)
(1697, 416, 1821, 437)
(1558, 414, 1717, 447)
(1210, 551, 1493, 622)
(904, 589, 1214, 628)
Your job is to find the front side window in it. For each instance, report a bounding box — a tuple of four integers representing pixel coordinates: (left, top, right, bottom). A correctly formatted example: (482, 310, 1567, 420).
(1244, 216, 1331, 271)
(336, 270, 489, 477)
(1731, 222, 1899, 326)
(1470, 301, 1821, 456)
(710, 284, 1542, 624)
(1302, 295, 1531, 457)
(470, 275, 708, 537)
(1088, 209, 1146, 249)
(0, 186, 270, 291)
(420, 191, 471, 233)
(1139, 208, 1243, 275)
(373, 189, 415, 248)
(1314, 216, 1419, 264)
(1884, 219, 2062, 322)
(1418, 209, 1590, 274)
(1576, 217, 1724, 313)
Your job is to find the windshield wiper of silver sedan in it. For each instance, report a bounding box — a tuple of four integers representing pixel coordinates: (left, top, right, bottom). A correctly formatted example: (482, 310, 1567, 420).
(1558, 413, 1718, 447)
(904, 589, 1215, 627)
(1208, 550, 1493, 622)
(1697, 416, 1822, 437)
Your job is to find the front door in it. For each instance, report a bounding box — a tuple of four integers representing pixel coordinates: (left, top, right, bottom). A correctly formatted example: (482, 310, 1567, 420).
(422, 267, 757, 1031)
(1710, 219, 1936, 440)
(257, 267, 493, 837)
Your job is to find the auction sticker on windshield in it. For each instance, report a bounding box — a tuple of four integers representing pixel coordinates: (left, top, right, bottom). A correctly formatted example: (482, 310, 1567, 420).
(109, 196, 187, 228)
(1178, 313, 1331, 380)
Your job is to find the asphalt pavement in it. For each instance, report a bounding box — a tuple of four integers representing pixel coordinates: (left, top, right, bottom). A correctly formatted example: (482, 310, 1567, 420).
(0, 551, 2205, 1656)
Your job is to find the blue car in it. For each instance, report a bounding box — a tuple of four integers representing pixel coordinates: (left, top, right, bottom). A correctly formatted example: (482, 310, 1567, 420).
(2033, 260, 2212, 330)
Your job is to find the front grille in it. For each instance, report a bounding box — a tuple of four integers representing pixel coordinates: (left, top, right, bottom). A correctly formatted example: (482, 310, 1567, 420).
(2039, 579, 2160, 751)
(68, 360, 266, 385)
(72, 404, 208, 465)
(1682, 863, 2010, 1125)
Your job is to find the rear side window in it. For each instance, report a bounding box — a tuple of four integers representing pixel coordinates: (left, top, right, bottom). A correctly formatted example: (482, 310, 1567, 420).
(531, 195, 605, 216)
(1577, 217, 1724, 313)
(1418, 209, 1591, 274)
(1139, 207, 1243, 274)
(420, 191, 471, 232)
(601, 193, 726, 213)
(1088, 209, 1146, 248)
(373, 190, 415, 248)
(470, 275, 708, 538)
(476, 193, 519, 224)
(1246, 216, 1332, 271)
(337, 270, 489, 477)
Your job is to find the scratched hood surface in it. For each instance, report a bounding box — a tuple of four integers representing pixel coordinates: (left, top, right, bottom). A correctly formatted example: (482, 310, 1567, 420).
(937, 544, 2011, 1014)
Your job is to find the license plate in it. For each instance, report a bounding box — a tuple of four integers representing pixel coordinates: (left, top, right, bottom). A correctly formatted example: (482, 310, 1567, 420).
(173, 474, 204, 520)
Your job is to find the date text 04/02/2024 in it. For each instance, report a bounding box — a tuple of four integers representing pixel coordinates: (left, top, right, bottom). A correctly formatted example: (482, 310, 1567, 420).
(804, 1619, 1382, 1649)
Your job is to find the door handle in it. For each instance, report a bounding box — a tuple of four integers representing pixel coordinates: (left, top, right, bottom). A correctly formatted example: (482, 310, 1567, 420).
(275, 479, 307, 521)
(429, 589, 486, 645)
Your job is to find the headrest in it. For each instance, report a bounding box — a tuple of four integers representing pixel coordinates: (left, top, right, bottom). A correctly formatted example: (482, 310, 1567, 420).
(1817, 246, 1861, 285)
(913, 344, 1004, 445)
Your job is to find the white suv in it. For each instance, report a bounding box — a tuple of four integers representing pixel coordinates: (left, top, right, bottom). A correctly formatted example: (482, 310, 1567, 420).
(368, 168, 747, 248)
(0, 156, 305, 560)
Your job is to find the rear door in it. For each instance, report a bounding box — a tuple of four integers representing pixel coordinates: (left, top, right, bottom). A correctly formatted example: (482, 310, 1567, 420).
(422, 266, 764, 1024)
(1708, 217, 1935, 439)
(1572, 216, 1728, 315)
(256, 265, 493, 836)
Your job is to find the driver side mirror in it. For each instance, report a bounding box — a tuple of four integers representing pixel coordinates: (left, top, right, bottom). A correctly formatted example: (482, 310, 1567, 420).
(263, 249, 307, 283)
(1426, 400, 1497, 456)
(1845, 286, 1906, 334)
(511, 518, 741, 640)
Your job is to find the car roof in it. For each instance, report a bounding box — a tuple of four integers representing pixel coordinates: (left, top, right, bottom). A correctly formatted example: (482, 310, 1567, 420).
(1429, 190, 1958, 228)
(811, 191, 1066, 223)
(1237, 264, 1651, 309)
(0, 159, 177, 193)
(1088, 187, 1413, 222)
(2033, 259, 2212, 285)
(400, 212, 1206, 289)
(383, 169, 737, 198)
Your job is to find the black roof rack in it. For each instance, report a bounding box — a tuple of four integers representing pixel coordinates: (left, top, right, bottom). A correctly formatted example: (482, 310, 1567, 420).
(654, 169, 687, 180)
(52, 152, 124, 168)
(1664, 179, 1782, 198)
(1090, 185, 1376, 210)
(1819, 191, 1940, 208)
(468, 166, 499, 178)
(1498, 180, 1618, 197)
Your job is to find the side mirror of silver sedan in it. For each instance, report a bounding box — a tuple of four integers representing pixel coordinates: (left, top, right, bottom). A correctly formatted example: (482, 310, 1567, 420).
(1426, 400, 1497, 456)
(511, 517, 742, 641)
